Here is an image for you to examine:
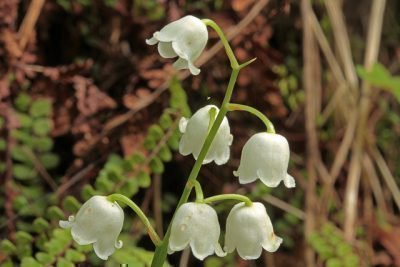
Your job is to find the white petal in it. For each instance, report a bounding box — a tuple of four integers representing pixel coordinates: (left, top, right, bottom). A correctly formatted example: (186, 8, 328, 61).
(93, 237, 122, 260)
(146, 36, 158, 45)
(157, 42, 177, 58)
(173, 58, 188, 70)
(187, 61, 200, 75)
(262, 233, 283, 252)
(284, 174, 296, 188)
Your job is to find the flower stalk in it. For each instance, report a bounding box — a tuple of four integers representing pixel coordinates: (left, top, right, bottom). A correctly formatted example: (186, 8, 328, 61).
(203, 194, 253, 207)
(151, 20, 246, 267)
(227, 103, 276, 134)
(107, 194, 162, 246)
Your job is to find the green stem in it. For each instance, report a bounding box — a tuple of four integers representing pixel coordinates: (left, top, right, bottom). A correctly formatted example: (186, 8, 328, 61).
(202, 19, 239, 69)
(203, 194, 253, 206)
(107, 194, 161, 246)
(227, 103, 276, 134)
(193, 181, 204, 202)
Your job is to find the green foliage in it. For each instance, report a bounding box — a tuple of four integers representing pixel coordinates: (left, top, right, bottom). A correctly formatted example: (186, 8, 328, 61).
(1, 79, 190, 266)
(273, 61, 304, 110)
(309, 223, 360, 267)
(357, 63, 400, 102)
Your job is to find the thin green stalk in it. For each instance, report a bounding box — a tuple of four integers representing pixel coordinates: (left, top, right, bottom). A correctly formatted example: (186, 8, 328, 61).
(203, 194, 253, 206)
(193, 181, 204, 202)
(227, 103, 276, 133)
(202, 19, 239, 69)
(107, 194, 161, 246)
(151, 68, 239, 267)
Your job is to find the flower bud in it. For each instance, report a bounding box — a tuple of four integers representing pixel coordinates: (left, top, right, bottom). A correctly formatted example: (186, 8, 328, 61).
(234, 132, 295, 188)
(168, 202, 226, 260)
(179, 105, 233, 165)
(146, 15, 208, 75)
(224, 202, 282, 260)
(59, 196, 124, 260)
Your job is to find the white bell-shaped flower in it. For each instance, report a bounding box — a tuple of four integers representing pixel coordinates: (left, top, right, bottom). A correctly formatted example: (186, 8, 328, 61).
(224, 202, 282, 260)
(59, 196, 124, 260)
(179, 105, 233, 165)
(168, 202, 226, 260)
(234, 132, 295, 188)
(146, 15, 208, 75)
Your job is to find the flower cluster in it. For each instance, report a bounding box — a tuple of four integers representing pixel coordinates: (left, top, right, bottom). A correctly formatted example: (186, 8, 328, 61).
(60, 15, 296, 264)
(168, 202, 281, 260)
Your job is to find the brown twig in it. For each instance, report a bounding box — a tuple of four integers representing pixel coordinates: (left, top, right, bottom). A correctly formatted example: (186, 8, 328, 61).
(343, 0, 386, 240)
(301, 0, 321, 265)
(22, 147, 57, 191)
(18, 0, 46, 51)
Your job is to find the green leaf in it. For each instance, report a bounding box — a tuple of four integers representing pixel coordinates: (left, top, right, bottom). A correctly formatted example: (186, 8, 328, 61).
(35, 252, 54, 265)
(32, 137, 54, 152)
(46, 206, 65, 220)
(150, 157, 164, 174)
(64, 249, 86, 263)
(32, 118, 52, 136)
(159, 145, 172, 162)
(16, 244, 32, 258)
(356, 63, 400, 102)
(159, 113, 173, 130)
(30, 99, 52, 117)
(39, 153, 60, 169)
(143, 135, 157, 150)
(14, 93, 31, 112)
(119, 179, 138, 197)
(137, 171, 151, 188)
(21, 257, 41, 267)
(81, 184, 98, 201)
(1, 239, 17, 254)
(13, 196, 28, 211)
(56, 258, 74, 267)
(11, 146, 31, 163)
(0, 139, 5, 151)
(95, 176, 113, 193)
(33, 217, 50, 233)
(13, 164, 37, 180)
(167, 129, 180, 150)
(148, 124, 164, 141)
(0, 259, 14, 267)
(128, 152, 146, 164)
(326, 258, 342, 267)
(62, 196, 82, 213)
(16, 113, 33, 128)
(15, 231, 33, 245)
(11, 130, 33, 146)
(0, 117, 4, 129)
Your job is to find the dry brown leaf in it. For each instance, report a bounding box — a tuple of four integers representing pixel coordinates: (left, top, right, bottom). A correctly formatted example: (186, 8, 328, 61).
(72, 76, 117, 116)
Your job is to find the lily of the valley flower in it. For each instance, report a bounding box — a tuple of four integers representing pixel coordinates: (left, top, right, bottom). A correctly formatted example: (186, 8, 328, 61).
(59, 196, 124, 260)
(179, 105, 233, 165)
(168, 202, 226, 260)
(224, 202, 282, 260)
(234, 132, 295, 188)
(146, 15, 208, 75)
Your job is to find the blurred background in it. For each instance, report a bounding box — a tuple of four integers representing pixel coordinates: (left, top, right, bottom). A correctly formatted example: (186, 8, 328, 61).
(0, 0, 399, 266)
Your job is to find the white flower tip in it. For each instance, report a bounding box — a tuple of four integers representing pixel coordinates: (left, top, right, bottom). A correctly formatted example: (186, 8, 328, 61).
(263, 233, 283, 253)
(115, 240, 123, 249)
(284, 174, 296, 188)
(59, 220, 71, 229)
(146, 36, 158, 45)
(179, 117, 188, 133)
(188, 62, 200, 75)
